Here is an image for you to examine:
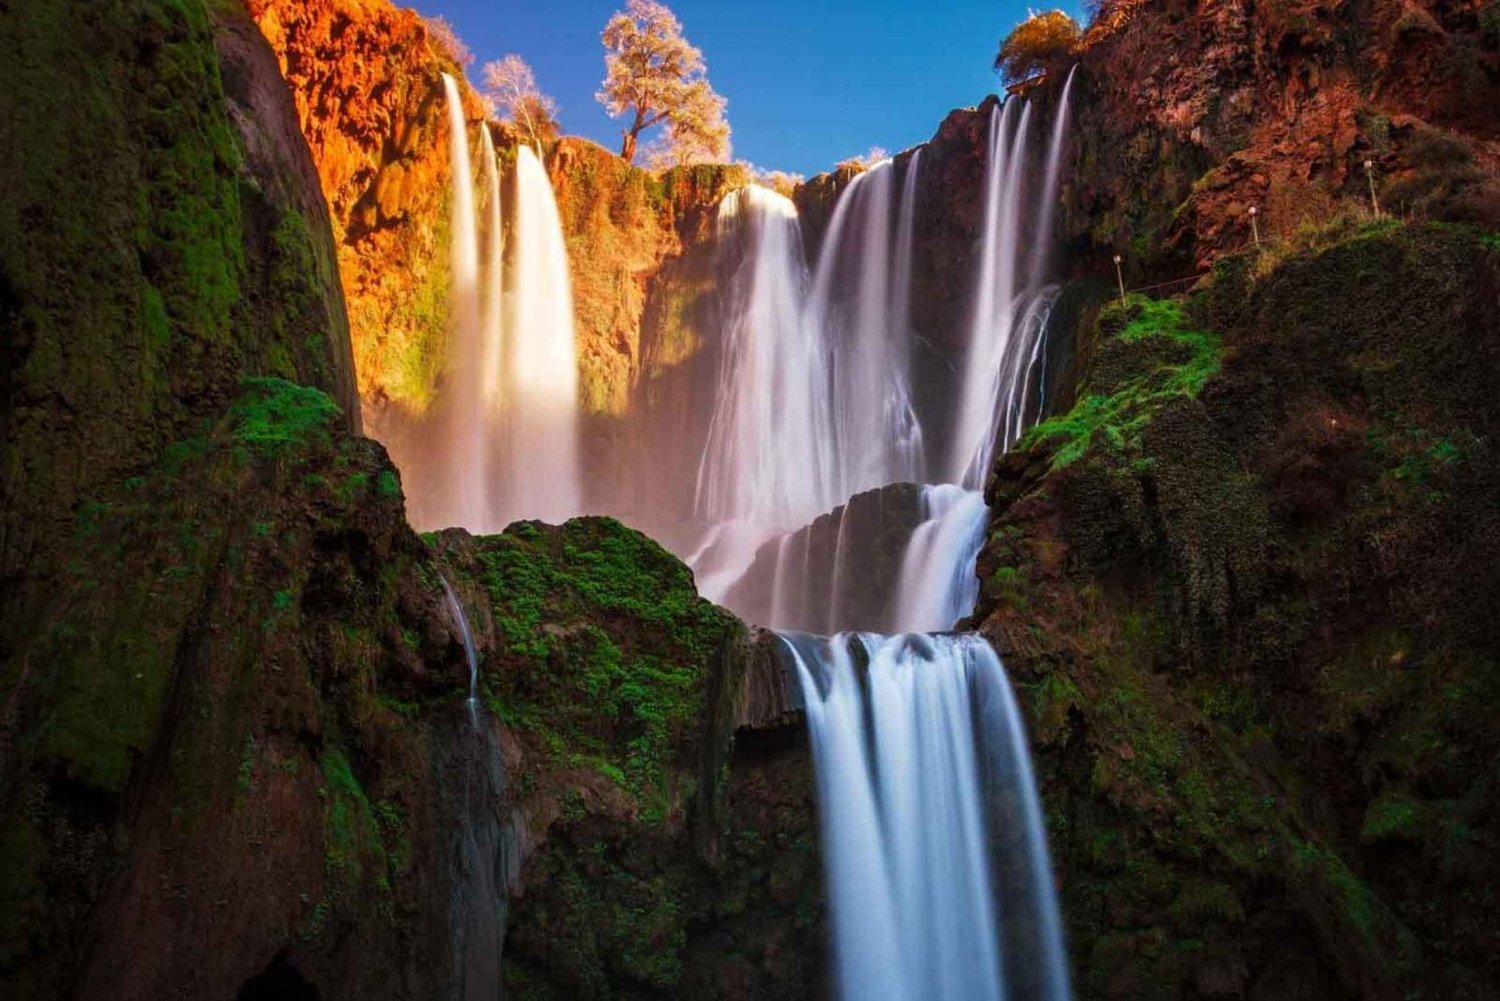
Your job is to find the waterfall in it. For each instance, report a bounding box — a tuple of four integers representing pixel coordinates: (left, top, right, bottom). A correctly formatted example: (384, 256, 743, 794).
(410, 81, 580, 534)
(440, 573, 479, 725)
(692, 156, 927, 605)
(479, 125, 504, 420)
(892, 484, 990, 632)
(950, 80, 1074, 488)
(439, 73, 486, 531)
(763, 91, 1076, 1001)
(695, 185, 826, 530)
(804, 158, 925, 498)
(1028, 67, 1077, 288)
(506, 146, 582, 527)
(785, 631, 1071, 1001)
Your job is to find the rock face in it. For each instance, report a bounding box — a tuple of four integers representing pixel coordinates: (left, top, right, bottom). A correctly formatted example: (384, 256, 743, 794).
(1057, 0, 1500, 277)
(0, 0, 360, 711)
(0, 3, 822, 999)
(247, 0, 474, 416)
(247, 0, 748, 424)
(973, 223, 1500, 999)
(723, 483, 929, 633)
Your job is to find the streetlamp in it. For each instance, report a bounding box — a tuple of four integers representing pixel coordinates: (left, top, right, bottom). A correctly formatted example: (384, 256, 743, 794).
(1249, 205, 1261, 248)
(1364, 159, 1381, 218)
(1113, 254, 1125, 305)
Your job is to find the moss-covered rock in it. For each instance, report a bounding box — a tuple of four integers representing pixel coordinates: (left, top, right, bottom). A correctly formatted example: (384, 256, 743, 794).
(976, 222, 1500, 999)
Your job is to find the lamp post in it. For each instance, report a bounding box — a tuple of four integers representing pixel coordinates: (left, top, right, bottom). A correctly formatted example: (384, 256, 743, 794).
(1249, 205, 1261, 248)
(1113, 254, 1126, 305)
(1364, 159, 1381, 218)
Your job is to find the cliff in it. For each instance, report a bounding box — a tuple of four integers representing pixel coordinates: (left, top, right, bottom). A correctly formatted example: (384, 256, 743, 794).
(972, 221, 1500, 998)
(247, 0, 748, 428)
(247, 0, 475, 415)
(0, 0, 360, 710)
(0, 3, 822, 998)
(1058, 0, 1500, 277)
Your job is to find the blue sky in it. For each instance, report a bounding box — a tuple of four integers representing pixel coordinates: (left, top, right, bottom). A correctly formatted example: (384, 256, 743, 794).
(414, 0, 1076, 177)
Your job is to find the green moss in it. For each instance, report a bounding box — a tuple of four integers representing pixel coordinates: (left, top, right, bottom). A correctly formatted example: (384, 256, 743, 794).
(1360, 793, 1426, 844)
(1023, 295, 1221, 468)
(471, 518, 736, 815)
(318, 749, 394, 903)
(227, 377, 341, 457)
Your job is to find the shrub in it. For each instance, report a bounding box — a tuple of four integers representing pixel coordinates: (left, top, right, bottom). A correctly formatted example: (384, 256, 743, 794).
(995, 10, 1081, 85)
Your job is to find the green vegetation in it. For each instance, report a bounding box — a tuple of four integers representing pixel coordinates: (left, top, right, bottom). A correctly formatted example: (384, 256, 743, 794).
(471, 517, 737, 817)
(1023, 295, 1220, 468)
(312, 748, 404, 933)
(227, 377, 342, 457)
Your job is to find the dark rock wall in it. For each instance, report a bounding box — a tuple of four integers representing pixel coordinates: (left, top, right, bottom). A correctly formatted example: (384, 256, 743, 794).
(974, 223, 1500, 999)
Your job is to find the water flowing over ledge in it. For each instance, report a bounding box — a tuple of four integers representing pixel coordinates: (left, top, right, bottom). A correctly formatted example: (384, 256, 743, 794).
(783, 632, 1071, 1001)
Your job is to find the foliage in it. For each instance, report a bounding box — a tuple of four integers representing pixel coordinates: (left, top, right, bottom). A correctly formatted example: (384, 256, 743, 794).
(836, 146, 890, 172)
(597, 0, 730, 165)
(482, 55, 560, 150)
(995, 10, 1080, 84)
(1023, 295, 1221, 468)
(473, 518, 737, 816)
(227, 377, 342, 457)
(742, 163, 804, 197)
(423, 15, 473, 68)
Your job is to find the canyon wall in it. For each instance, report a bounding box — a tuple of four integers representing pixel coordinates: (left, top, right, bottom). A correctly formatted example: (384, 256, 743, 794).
(0, 2, 822, 998)
(973, 222, 1500, 999)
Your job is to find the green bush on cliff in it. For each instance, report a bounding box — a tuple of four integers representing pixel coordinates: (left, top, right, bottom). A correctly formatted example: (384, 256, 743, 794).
(1023, 295, 1220, 468)
(227, 377, 342, 457)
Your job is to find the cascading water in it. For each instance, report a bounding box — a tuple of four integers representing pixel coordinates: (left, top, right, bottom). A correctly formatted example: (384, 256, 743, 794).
(439, 73, 487, 531)
(891, 484, 990, 632)
(804, 157, 925, 497)
(412, 83, 581, 534)
(696, 185, 826, 530)
(784, 632, 1069, 1001)
(949, 92, 1073, 489)
(479, 125, 504, 423)
(692, 156, 928, 605)
(439, 572, 479, 726)
(760, 86, 1075, 1001)
(505, 146, 582, 526)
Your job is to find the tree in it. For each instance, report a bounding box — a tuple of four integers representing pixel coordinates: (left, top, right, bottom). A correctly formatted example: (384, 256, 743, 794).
(424, 15, 473, 68)
(596, 0, 730, 165)
(483, 55, 560, 149)
(836, 146, 890, 173)
(994, 10, 1080, 85)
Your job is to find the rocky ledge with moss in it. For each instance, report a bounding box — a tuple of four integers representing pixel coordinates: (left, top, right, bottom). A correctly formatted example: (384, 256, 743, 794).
(1, 370, 819, 1000)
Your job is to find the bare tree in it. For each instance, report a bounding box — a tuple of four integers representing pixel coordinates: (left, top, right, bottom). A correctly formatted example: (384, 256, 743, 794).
(483, 55, 560, 150)
(424, 15, 473, 68)
(596, 0, 730, 165)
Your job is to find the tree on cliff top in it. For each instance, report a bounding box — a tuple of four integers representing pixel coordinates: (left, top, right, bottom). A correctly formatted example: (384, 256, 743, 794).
(424, 15, 474, 68)
(596, 0, 730, 165)
(484, 55, 560, 150)
(994, 10, 1080, 85)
